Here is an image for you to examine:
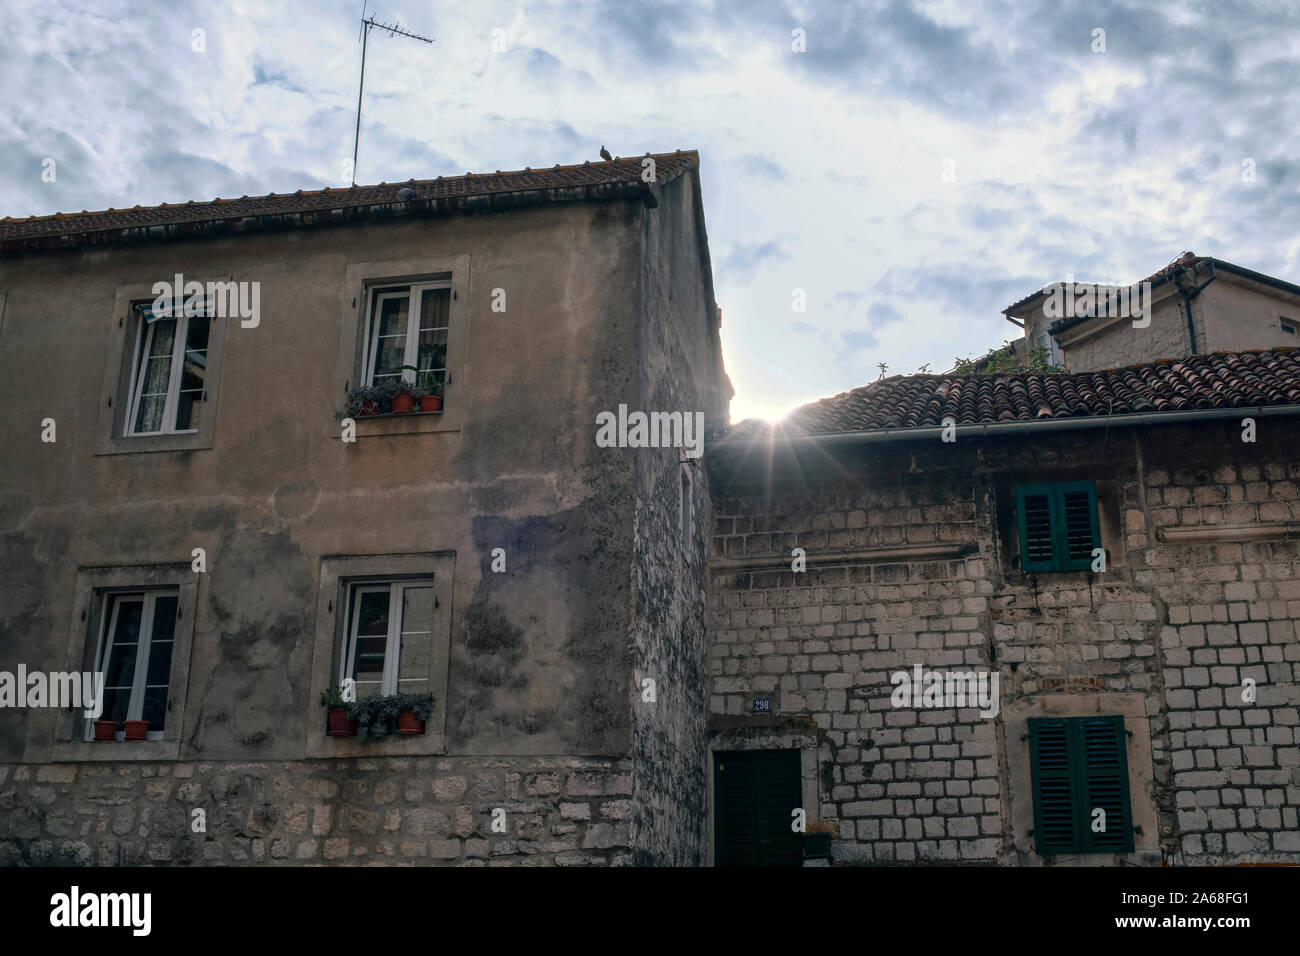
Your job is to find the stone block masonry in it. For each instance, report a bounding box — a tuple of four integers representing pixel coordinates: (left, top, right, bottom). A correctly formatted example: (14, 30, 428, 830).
(0, 757, 634, 866)
(709, 422, 1300, 866)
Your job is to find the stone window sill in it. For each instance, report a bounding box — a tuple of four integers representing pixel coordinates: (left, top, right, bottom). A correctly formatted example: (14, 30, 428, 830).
(51, 739, 182, 762)
(306, 732, 445, 758)
(349, 410, 460, 437)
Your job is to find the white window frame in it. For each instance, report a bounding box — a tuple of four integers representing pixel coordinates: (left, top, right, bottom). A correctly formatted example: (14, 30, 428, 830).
(85, 590, 177, 741)
(362, 281, 451, 387)
(1035, 330, 1061, 365)
(124, 303, 210, 437)
(340, 579, 435, 696)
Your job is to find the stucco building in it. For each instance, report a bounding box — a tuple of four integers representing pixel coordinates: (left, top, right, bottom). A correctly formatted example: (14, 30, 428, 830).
(1005, 253, 1300, 372)
(0, 151, 729, 866)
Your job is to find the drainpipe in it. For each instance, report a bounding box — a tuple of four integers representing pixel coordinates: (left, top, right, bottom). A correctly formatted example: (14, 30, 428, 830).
(1170, 259, 1218, 354)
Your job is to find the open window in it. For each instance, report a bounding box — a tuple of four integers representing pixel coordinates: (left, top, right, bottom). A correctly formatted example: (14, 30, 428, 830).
(124, 302, 211, 436)
(87, 590, 179, 740)
(362, 283, 450, 390)
(341, 579, 435, 698)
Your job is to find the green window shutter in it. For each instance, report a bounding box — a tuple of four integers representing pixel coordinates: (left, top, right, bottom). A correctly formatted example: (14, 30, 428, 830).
(1029, 716, 1135, 855)
(1077, 716, 1135, 853)
(1056, 481, 1101, 571)
(1028, 717, 1079, 853)
(1017, 485, 1057, 572)
(1017, 481, 1101, 572)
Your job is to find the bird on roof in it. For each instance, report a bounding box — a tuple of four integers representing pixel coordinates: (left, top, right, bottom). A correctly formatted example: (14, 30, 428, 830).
(599, 145, 612, 162)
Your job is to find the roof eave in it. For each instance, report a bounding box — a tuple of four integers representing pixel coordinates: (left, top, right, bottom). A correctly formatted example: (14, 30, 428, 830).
(710, 403, 1300, 454)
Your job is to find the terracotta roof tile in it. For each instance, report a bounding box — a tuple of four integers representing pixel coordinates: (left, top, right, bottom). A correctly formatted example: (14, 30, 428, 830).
(725, 349, 1300, 441)
(1, 150, 698, 252)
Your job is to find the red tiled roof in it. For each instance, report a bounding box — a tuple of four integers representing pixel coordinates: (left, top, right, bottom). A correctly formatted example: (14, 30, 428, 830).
(724, 349, 1300, 441)
(0, 150, 699, 253)
(1003, 251, 1203, 317)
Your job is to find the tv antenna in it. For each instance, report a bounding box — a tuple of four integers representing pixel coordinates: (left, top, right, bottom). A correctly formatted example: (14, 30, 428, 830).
(351, 1, 433, 186)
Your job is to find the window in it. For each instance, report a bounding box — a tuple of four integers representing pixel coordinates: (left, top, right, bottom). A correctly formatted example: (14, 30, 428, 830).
(362, 283, 449, 388)
(1035, 330, 1061, 364)
(341, 580, 434, 698)
(125, 302, 210, 435)
(1016, 480, 1100, 572)
(680, 465, 692, 549)
(1280, 317, 1297, 336)
(1028, 716, 1134, 854)
(88, 590, 178, 740)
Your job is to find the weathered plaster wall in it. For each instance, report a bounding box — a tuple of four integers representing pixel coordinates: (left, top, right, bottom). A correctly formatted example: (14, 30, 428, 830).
(707, 419, 1300, 865)
(1199, 278, 1300, 353)
(0, 198, 648, 766)
(1048, 291, 1191, 372)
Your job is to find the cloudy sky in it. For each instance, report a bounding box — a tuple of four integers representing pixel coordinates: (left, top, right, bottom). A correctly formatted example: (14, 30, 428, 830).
(4, 0, 1297, 421)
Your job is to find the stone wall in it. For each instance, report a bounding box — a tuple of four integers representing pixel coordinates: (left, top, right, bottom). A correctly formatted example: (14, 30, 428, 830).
(707, 419, 1300, 865)
(627, 169, 724, 865)
(0, 757, 634, 866)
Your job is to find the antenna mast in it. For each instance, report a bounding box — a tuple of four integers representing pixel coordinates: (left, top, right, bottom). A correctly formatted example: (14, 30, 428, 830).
(351, 1, 433, 186)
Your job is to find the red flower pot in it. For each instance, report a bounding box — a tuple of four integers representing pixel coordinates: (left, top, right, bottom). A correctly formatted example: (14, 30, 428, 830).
(123, 720, 149, 741)
(93, 720, 118, 741)
(327, 707, 359, 737)
(391, 391, 414, 414)
(396, 709, 425, 735)
(419, 395, 442, 413)
(358, 400, 380, 417)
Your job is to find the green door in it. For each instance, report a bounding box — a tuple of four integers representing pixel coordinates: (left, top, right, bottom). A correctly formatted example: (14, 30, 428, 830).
(714, 749, 803, 867)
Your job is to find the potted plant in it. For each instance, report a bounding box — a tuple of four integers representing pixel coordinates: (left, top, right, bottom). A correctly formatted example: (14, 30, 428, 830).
(391, 366, 422, 413)
(348, 384, 384, 417)
(346, 693, 402, 741)
(344, 692, 435, 740)
(417, 370, 443, 413)
(803, 819, 837, 860)
(123, 720, 149, 741)
(321, 685, 357, 737)
(395, 692, 435, 735)
(93, 719, 118, 741)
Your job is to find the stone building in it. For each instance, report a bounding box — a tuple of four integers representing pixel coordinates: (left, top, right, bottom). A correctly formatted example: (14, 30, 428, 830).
(711, 351, 1300, 865)
(0, 151, 730, 866)
(2, 149, 1299, 868)
(1005, 253, 1300, 372)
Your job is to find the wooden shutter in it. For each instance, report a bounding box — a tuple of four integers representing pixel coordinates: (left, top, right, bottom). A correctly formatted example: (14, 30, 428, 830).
(1029, 716, 1134, 855)
(1028, 717, 1078, 852)
(1017, 485, 1057, 572)
(1077, 716, 1134, 852)
(1017, 481, 1100, 572)
(1057, 481, 1101, 571)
